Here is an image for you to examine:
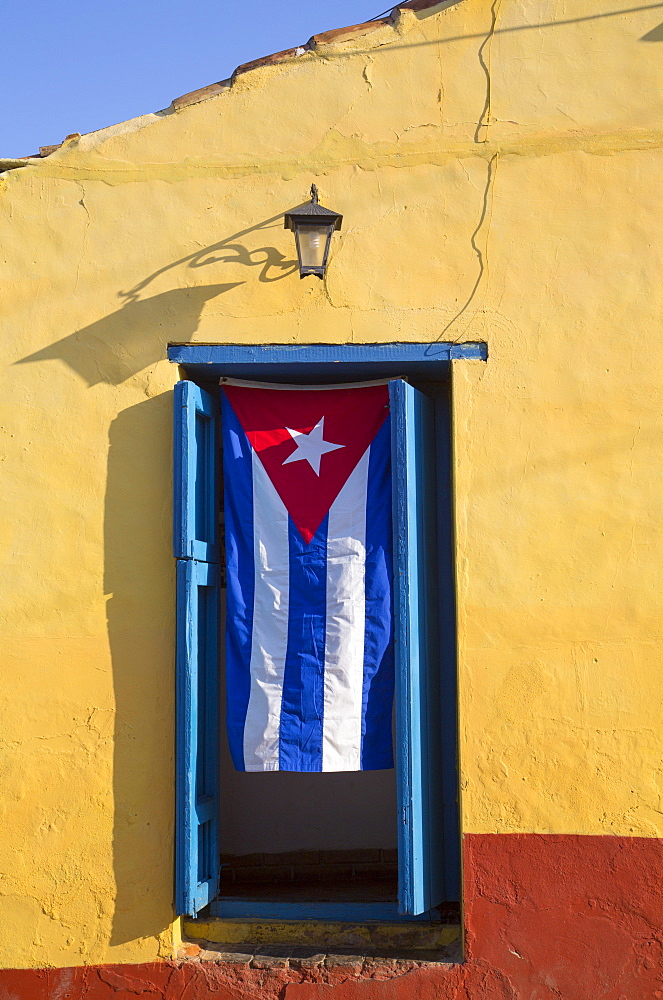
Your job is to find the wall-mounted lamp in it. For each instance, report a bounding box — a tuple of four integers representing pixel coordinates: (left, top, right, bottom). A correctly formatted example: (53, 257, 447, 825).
(284, 185, 343, 279)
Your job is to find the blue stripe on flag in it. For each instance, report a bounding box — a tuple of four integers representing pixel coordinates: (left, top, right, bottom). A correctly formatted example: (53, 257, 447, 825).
(279, 516, 328, 771)
(361, 417, 395, 770)
(221, 394, 254, 772)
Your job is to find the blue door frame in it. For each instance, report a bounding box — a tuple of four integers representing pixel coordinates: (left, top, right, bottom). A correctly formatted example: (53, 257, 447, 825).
(171, 341, 486, 922)
(168, 341, 486, 383)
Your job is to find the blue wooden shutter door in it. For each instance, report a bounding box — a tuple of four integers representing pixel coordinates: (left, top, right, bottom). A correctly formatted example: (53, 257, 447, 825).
(174, 380, 221, 916)
(390, 380, 445, 916)
(174, 380, 219, 562)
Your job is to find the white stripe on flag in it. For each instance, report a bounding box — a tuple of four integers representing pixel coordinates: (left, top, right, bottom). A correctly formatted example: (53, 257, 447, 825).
(242, 451, 290, 771)
(322, 448, 370, 771)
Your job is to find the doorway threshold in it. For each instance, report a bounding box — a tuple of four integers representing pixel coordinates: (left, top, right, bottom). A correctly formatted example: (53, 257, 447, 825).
(182, 911, 461, 965)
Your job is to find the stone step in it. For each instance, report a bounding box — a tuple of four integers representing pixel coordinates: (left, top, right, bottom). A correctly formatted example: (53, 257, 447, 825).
(183, 916, 461, 959)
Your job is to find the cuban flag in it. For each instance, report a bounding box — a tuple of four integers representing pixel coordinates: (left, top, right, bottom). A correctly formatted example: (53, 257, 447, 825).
(221, 380, 394, 772)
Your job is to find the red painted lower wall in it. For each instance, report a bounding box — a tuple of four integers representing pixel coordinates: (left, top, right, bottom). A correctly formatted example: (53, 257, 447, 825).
(463, 832, 663, 998)
(2, 834, 662, 999)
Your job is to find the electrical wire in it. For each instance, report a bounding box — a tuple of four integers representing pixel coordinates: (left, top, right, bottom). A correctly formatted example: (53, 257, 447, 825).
(368, 5, 397, 20)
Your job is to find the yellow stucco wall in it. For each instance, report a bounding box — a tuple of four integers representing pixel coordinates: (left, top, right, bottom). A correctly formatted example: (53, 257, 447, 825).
(1, 0, 662, 969)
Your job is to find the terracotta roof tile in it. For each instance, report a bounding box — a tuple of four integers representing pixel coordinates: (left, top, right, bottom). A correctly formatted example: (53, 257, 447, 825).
(233, 43, 313, 77)
(171, 80, 232, 111)
(397, 0, 448, 10)
(310, 18, 391, 46)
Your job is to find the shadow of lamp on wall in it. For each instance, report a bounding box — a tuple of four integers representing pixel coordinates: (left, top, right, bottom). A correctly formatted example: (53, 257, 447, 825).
(13, 194, 344, 386)
(642, 21, 663, 40)
(14, 211, 301, 387)
(15, 285, 241, 387)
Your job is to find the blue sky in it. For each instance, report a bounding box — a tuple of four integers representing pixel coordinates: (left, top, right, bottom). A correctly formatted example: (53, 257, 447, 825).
(1, 1, 388, 158)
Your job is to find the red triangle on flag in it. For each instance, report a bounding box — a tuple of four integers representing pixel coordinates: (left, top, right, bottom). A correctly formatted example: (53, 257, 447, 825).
(223, 383, 389, 544)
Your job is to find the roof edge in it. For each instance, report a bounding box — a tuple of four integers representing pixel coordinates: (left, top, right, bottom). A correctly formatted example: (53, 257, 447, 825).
(170, 19, 393, 113)
(5, 0, 453, 161)
(171, 1, 449, 111)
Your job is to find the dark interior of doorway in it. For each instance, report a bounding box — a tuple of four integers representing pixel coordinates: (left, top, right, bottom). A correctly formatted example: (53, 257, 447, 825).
(218, 662, 399, 905)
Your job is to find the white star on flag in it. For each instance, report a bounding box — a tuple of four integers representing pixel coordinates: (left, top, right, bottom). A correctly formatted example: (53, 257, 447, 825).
(282, 417, 345, 476)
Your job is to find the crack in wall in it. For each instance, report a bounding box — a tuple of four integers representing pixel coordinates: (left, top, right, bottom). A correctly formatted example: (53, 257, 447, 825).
(74, 182, 91, 294)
